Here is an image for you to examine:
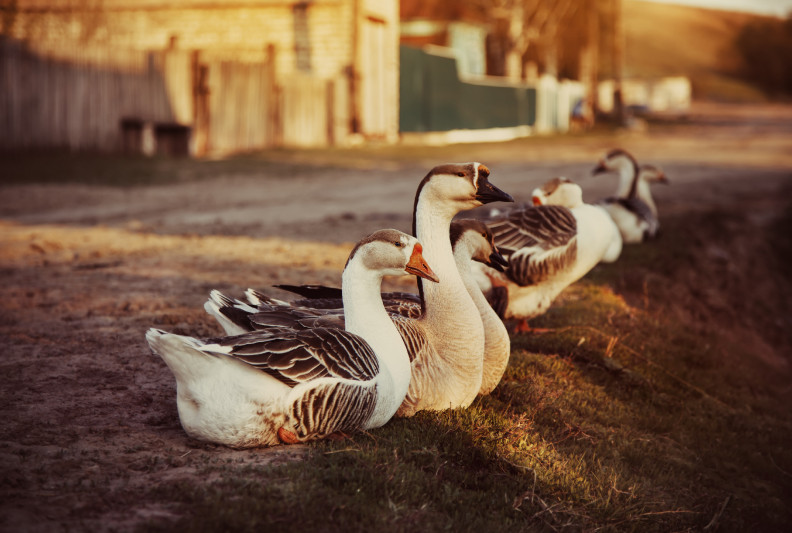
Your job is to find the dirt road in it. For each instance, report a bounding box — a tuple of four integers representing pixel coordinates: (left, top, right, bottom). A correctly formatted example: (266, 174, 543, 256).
(1, 102, 790, 531)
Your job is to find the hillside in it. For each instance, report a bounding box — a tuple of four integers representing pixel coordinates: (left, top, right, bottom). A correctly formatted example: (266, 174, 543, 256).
(624, 0, 772, 101)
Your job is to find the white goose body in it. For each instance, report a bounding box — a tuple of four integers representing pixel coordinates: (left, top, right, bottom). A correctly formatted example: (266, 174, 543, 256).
(205, 163, 515, 416)
(476, 178, 622, 320)
(593, 149, 669, 243)
(147, 230, 438, 448)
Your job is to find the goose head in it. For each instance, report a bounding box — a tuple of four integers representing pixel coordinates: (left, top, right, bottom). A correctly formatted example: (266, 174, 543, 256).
(346, 229, 440, 283)
(450, 219, 508, 272)
(413, 163, 513, 225)
(531, 177, 584, 208)
(639, 164, 669, 185)
(592, 148, 639, 178)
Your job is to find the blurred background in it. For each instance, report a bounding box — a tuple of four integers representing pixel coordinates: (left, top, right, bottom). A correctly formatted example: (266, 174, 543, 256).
(1, 0, 791, 157)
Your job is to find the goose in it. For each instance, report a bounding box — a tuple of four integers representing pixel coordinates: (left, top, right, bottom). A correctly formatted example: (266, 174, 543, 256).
(205, 163, 514, 416)
(450, 219, 512, 395)
(145, 229, 439, 448)
(592, 149, 669, 243)
(473, 177, 622, 330)
(224, 219, 512, 396)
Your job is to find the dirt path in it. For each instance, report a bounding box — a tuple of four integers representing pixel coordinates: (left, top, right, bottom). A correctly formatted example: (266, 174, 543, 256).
(0, 102, 791, 531)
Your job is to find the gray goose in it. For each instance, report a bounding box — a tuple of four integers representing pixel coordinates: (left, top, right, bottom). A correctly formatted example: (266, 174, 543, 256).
(473, 177, 622, 330)
(146, 229, 438, 448)
(593, 149, 669, 243)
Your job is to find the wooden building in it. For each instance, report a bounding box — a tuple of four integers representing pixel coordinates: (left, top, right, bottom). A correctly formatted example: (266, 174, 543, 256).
(0, 0, 400, 155)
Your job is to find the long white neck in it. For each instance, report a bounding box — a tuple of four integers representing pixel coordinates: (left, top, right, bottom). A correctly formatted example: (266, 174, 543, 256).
(635, 178, 658, 216)
(613, 163, 636, 198)
(454, 245, 510, 395)
(414, 192, 485, 389)
(341, 262, 411, 427)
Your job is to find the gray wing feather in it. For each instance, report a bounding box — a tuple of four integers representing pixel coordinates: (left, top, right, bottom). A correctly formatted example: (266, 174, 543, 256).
(208, 327, 380, 387)
(288, 380, 377, 440)
(486, 205, 578, 286)
(487, 205, 576, 255)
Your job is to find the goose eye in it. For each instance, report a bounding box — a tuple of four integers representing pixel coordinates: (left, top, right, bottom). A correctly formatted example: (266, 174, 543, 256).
(394, 241, 403, 247)
(457, 172, 465, 177)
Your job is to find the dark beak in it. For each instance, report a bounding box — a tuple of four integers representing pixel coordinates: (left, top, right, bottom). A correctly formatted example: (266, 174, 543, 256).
(591, 162, 608, 175)
(476, 179, 514, 205)
(658, 172, 670, 184)
(486, 249, 509, 272)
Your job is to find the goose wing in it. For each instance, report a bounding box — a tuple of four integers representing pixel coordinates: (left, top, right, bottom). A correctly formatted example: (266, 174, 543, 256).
(603, 196, 655, 224)
(208, 290, 423, 358)
(205, 327, 380, 387)
(390, 314, 430, 363)
(287, 379, 377, 441)
(487, 205, 578, 286)
(274, 284, 423, 318)
(601, 196, 659, 238)
(208, 290, 343, 332)
(245, 306, 346, 331)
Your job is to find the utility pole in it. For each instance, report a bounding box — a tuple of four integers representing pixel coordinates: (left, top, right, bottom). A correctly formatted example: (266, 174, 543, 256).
(612, 0, 625, 123)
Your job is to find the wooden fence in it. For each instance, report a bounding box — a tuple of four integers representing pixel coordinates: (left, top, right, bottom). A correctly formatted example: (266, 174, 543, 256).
(280, 73, 332, 148)
(0, 39, 181, 151)
(200, 52, 277, 155)
(0, 39, 336, 155)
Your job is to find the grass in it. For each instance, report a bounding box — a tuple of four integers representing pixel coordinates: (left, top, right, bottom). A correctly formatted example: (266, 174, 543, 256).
(135, 203, 792, 532)
(0, 150, 342, 187)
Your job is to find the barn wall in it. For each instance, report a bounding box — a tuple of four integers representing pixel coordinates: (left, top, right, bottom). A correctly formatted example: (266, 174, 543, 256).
(1, 0, 401, 152)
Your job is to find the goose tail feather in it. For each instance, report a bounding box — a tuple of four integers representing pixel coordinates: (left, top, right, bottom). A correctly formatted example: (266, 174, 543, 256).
(146, 328, 221, 384)
(203, 290, 255, 336)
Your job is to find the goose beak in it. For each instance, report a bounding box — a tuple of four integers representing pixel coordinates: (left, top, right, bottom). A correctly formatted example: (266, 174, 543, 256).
(475, 179, 514, 205)
(658, 172, 670, 184)
(532, 195, 543, 206)
(405, 243, 440, 283)
(592, 161, 608, 175)
(486, 249, 509, 272)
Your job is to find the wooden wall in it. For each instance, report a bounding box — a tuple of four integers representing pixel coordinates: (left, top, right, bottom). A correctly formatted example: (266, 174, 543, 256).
(0, 39, 180, 151)
(0, 0, 401, 153)
(0, 39, 282, 155)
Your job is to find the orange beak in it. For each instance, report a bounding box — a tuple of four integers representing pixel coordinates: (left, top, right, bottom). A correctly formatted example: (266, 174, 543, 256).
(405, 243, 439, 283)
(532, 196, 543, 206)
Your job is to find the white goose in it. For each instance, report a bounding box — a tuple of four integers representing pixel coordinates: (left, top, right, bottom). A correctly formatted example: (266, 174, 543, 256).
(592, 149, 669, 243)
(450, 219, 512, 395)
(226, 219, 512, 396)
(146, 229, 439, 448)
(474, 177, 622, 329)
(206, 163, 514, 416)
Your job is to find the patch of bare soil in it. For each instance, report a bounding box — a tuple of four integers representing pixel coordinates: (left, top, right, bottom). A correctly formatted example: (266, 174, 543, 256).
(0, 102, 791, 531)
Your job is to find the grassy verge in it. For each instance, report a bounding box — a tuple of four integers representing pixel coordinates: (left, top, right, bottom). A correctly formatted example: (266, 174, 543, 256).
(135, 200, 792, 532)
(0, 150, 333, 187)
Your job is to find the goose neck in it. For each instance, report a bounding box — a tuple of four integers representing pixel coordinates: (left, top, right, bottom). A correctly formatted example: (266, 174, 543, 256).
(635, 179, 657, 214)
(615, 164, 636, 198)
(341, 265, 393, 338)
(341, 261, 411, 425)
(454, 246, 498, 323)
(414, 202, 468, 314)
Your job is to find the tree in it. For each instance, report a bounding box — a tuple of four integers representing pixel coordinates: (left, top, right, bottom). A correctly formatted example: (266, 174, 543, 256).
(734, 14, 792, 96)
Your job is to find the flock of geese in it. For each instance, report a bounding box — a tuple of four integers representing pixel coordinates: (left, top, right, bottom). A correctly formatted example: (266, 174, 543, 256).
(146, 148, 668, 448)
